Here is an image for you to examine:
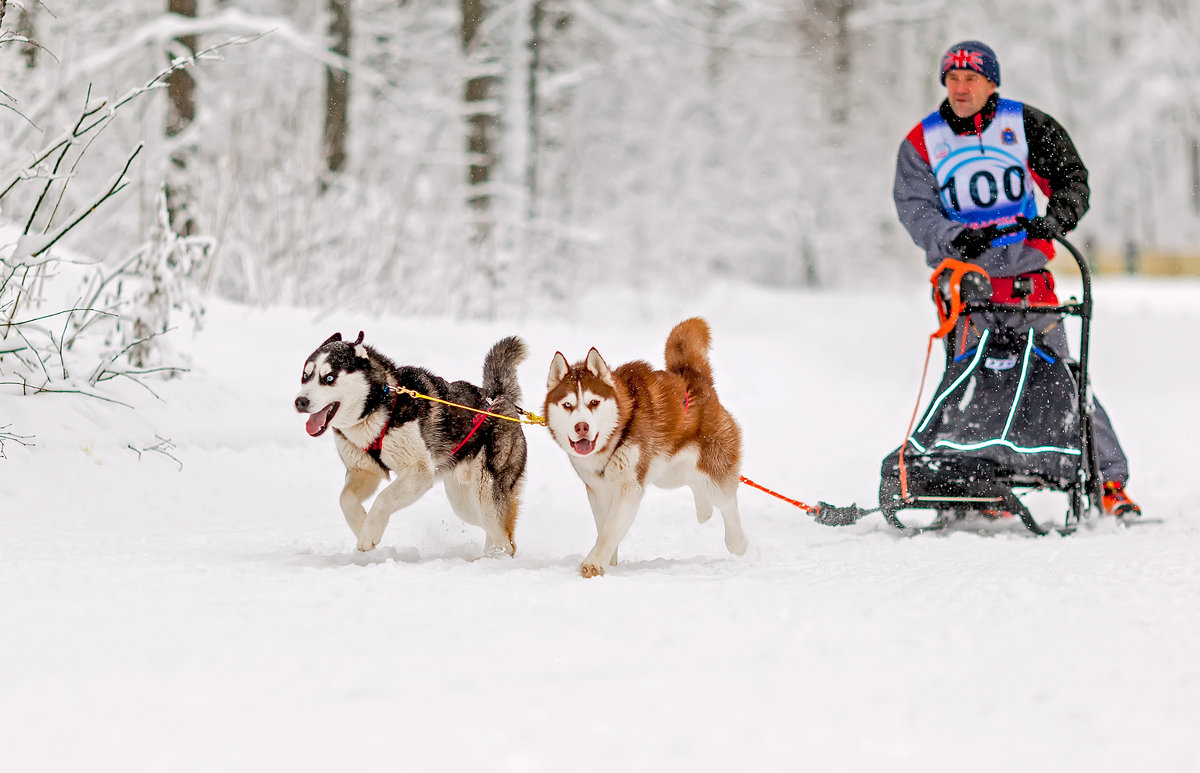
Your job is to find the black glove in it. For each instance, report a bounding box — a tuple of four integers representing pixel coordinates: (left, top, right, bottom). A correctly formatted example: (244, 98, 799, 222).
(1016, 214, 1061, 240)
(950, 225, 1002, 260)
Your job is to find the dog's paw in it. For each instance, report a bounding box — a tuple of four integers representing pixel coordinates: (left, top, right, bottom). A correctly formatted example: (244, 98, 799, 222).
(478, 541, 515, 559)
(725, 530, 749, 556)
(579, 561, 605, 578)
(355, 517, 386, 552)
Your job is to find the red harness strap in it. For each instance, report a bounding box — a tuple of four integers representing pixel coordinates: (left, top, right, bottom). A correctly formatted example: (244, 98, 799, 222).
(367, 384, 489, 461)
(449, 413, 487, 456)
(367, 387, 400, 455)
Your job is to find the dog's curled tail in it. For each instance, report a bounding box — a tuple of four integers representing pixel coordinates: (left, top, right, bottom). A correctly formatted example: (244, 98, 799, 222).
(665, 317, 714, 388)
(483, 335, 528, 404)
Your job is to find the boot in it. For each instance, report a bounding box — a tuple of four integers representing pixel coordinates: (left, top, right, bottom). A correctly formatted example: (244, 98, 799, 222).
(1101, 481, 1141, 517)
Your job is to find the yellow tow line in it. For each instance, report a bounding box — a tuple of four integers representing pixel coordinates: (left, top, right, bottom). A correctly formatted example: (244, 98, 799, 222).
(393, 385, 547, 426)
(397, 386, 823, 515)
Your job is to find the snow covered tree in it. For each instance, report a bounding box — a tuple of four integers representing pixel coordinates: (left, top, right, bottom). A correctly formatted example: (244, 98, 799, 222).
(321, 0, 352, 191)
(1, 0, 1195, 318)
(461, 0, 497, 244)
(165, 0, 199, 237)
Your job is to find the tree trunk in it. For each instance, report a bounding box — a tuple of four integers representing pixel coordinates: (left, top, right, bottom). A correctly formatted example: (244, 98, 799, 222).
(1192, 137, 1200, 214)
(526, 0, 544, 220)
(15, 1, 37, 69)
(165, 0, 198, 237)
(808, 0, 855, 126)
(321, 0, 352, 193)
(706, 0, 730, 85)
(461, 0, 494, 241)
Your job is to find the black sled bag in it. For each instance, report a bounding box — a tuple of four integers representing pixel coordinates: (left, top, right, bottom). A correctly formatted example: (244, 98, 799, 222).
(882, 324, 1082, 488)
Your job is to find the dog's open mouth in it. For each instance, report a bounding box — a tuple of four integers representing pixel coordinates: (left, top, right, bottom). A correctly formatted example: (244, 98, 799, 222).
(305, 402, 339, 437)
(569, 437, 595, 455)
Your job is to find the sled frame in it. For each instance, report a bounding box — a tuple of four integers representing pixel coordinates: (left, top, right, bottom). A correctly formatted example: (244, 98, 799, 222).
(881, 234, 1103, 535)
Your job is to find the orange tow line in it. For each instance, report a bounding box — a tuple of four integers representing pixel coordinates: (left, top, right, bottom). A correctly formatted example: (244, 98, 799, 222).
(897, 259, 991, 499)
(739, 475, 818, 514)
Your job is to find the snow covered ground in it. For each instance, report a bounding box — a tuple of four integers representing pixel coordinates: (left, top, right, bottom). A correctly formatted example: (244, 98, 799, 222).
(3, 278, 1199, 772)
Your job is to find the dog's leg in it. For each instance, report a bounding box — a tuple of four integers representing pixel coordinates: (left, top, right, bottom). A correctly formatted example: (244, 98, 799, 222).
(481, 488, 520, 557)
(444, 462, 516, 558)
(580, 484, 643, 578)
(356, 469, 435, 552)
(585, 484, 618, 566)
(713, 479, 748, 555)
(475, 484, 518, 558)
(340, 468, 384, 538)
(693, 488, 714, 524)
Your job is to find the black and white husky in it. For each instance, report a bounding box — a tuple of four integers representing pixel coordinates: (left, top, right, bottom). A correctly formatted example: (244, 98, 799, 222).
(294, 332, 528, 556)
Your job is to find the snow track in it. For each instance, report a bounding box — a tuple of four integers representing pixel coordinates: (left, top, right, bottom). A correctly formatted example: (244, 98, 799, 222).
(3, 281, 1197, 771)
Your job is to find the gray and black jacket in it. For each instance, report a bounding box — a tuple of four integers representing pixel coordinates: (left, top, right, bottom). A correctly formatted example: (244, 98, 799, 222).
(893, 93, 1090, 278)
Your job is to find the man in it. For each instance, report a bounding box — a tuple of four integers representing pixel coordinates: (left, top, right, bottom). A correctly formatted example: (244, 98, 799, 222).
(893, 40, 1139, 516)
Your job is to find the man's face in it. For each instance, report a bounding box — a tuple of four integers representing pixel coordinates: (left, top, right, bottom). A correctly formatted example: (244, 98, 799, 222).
(945, 69, 996, 118)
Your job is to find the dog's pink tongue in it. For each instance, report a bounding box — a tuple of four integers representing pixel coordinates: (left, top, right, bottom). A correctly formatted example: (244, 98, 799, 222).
(572, 437, 594, 455)
(305, 411, 327, 436)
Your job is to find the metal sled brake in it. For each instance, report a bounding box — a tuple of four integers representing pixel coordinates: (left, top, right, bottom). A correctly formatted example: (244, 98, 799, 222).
(878, 232, 1103, 535)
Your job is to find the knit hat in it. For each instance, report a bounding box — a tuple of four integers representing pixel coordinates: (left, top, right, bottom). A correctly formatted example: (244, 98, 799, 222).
(939, 40, 1000, 86)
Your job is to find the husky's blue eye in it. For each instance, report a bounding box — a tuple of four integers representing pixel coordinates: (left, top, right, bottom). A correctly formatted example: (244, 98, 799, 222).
(323, 374, 335, 384)
(562, 401, 574, 411)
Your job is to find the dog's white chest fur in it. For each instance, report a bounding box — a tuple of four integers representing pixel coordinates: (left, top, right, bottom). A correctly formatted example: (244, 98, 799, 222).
(337, 419, 432, 476)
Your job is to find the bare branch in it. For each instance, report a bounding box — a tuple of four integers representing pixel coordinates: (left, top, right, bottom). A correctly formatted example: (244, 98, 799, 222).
(0, 380, 134, 408)
(4, 321, 51, 380)
(126, 436, 182, 470)
(21, 86, 97, 231)
(87, 326, 176, 387)
(9, 144, 142, 263)
(0, 35, 253, 206)
(4, 306, 116, 327)
(0, 423, 36, 459)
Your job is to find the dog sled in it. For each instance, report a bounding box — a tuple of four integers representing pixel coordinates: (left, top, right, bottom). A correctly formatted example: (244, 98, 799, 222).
(810, 229, 1110, 535)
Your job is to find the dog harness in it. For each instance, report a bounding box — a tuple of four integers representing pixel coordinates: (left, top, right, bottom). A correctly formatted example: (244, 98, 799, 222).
(365, 386, 492, 470)
(365, 384, 400, 471)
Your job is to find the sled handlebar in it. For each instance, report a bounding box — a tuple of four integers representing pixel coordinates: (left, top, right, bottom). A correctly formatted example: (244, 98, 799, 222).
(979, 225, 1101, 508)
(963, 223, 1093, 324)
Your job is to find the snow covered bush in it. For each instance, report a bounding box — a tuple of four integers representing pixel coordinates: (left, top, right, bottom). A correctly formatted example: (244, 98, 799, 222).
(0, 26, 245, 449)
(81, 189, 210, 378)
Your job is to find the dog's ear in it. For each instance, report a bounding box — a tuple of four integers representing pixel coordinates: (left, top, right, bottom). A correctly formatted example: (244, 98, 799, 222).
(585, 347, 612, 384)
(350, 331, 368, 360)
(322, 332, 342, 346)
(547, 352, 570, 390)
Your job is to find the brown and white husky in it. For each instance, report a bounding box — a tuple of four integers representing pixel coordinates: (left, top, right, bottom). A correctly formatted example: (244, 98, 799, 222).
(543, 318, 747, 577)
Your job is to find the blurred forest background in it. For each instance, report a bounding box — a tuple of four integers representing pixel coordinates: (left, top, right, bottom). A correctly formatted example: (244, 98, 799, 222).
(2, 0, 1199, 318)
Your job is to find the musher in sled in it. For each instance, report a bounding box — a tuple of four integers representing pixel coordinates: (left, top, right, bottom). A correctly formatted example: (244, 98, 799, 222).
(892, 39, 1139, 517)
